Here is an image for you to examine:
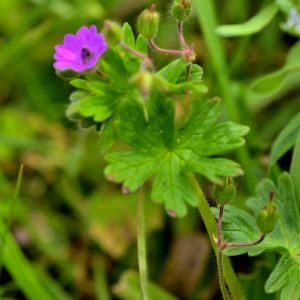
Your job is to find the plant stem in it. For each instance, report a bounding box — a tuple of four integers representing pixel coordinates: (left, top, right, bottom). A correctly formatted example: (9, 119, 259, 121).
(218, 205, 224, 247)
(185, 172, 246, 300)
(137, 183, 149, 300)
(191, 0, 257, 194)
(120, 42, 149, 60)
(218, 249, 230, 300)
(226, 234, 265, 247)
(185, 63, 191, 121)
(148, 39, 186, 56)
(178, 21, 188, 49)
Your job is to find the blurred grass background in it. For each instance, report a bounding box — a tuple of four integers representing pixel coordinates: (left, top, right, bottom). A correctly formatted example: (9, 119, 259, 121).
(0, 0, 299, 299)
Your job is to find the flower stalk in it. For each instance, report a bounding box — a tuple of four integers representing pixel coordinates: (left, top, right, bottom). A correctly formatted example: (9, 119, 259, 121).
(178, 21, 188, 49)
(137, 183, 149, 300)
(217, 249, 230, 300)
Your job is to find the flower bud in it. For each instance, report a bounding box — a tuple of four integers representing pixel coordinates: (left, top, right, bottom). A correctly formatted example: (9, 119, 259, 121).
(103, 20, 122, 45)
(212, 177, 236, 205)
(138, 5, 159, 39)
(172, 0, 192, 21)
(256, 191, 278, 234)
(131, 71, 153, 96)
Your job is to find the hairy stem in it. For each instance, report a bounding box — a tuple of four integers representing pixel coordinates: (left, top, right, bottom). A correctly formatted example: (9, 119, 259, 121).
(178, 21, 188, 49)
(120, 42, 149, 60)
(218, 250, 230, 300)
(185, 63, 191, 121)
(148, 39, 185, 56)
(137, 183, 149, 300)
(218, 205, 224, 247)
(185, 173, 246, 300)
(226, 234, 265, 247)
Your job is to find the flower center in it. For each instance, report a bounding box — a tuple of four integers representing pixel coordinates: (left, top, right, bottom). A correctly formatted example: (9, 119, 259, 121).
(81, 47, 94, 64)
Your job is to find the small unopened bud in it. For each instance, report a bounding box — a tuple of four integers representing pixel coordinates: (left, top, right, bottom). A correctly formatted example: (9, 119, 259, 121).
(212, 177, 236, 205)
(55, 68, 79, 80)
(172, 0, 192, 21)
(131, 71, 153, 96)
(138, 5, 159, 39)
(256, 191, 278, 234)
(103, 20, 122, 45)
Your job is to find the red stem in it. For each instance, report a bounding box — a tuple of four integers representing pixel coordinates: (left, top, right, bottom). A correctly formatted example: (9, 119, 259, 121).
(178, 21, 188, 49)
(119, 42, 148, 60)
(148, 39, 185, 56)
(226, 235, 266, 247)
(218, 205, 224, 247)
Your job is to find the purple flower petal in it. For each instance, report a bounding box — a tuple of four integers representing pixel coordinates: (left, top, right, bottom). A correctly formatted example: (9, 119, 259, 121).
(54, 25, 108, 72)
(63, 34, 80, 53)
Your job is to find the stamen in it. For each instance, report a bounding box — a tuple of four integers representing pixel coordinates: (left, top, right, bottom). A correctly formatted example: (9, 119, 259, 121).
(81, 47, 94, 64)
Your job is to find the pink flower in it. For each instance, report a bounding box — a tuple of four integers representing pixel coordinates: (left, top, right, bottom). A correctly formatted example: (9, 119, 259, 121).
(54, 25, 108, 72)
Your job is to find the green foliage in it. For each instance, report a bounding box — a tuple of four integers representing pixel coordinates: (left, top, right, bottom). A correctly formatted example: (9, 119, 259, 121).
(105, 92, 248, 217)
(212, 172, 300, 299)
(215, 3, 279, 37)
(268, 110, 300, 172)
(250, 41, 300, 96)
(156, 57, 207, 94)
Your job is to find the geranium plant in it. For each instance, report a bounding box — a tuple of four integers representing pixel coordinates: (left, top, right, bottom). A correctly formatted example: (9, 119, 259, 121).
(54, 1, 300, 299)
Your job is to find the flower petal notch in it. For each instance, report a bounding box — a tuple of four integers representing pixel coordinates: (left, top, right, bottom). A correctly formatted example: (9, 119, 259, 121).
(54, 25, 108, 72)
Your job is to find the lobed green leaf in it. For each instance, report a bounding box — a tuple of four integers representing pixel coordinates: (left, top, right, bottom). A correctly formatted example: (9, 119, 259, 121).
(78, 82, 122, 122)
(105, 91, 248, 217)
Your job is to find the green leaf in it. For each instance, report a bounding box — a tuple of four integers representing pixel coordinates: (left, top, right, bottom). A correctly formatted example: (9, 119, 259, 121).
(70, 79, 92, 92)
(156, 61, 207, 94)
(178, 150, 244, 182)
(265, 251, 300, 298)
(152, 152, 198, 217)
(269, 111, 300, 170)
(100, 48, 130, 91)
(177, 64, 203, 83)
(167, 81, 208, 94)
(250, 40, 300, 95)
(215, 3, 278, 37)
(136, 34, 148, 53)
(69, 90, 89, 103)
(212, 172, 300, 299)
(156, 58, 188, 84)
(105, 91, 248, 217)
(123, 22, 136, 50)
(78, 82, 122, 122)
(100, 116, 117, 153)
(121, 23, 141, 74)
